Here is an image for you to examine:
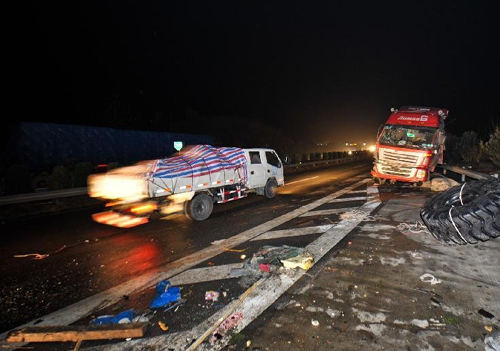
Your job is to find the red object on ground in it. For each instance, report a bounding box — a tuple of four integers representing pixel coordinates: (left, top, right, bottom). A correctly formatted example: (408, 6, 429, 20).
(259, 263, 271, 272)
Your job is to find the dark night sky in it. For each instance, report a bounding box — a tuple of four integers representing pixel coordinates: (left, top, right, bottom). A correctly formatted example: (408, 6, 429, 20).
(13, 1, 499, 145)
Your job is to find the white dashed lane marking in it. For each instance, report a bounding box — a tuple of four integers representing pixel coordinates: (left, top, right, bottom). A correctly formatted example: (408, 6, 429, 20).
(0, 178, 371, 342)
(102, 181, 381, 351)
(299, 207, 355, 217)
(250, 224, 334, 241)
(329, 196, 367, 203)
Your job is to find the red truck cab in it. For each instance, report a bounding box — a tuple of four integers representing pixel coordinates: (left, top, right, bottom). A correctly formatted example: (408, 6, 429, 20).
(371, 106, 448, 184)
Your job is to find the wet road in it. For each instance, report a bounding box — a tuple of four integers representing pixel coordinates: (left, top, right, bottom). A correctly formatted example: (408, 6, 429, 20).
(0, 161, 371, 333)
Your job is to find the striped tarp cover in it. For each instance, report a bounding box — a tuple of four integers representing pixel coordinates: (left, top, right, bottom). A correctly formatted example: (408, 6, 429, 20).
(152, 145, 247, 183)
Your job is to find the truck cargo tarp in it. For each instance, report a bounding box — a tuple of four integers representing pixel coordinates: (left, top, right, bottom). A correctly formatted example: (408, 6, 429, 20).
(153, 145, 247, 182)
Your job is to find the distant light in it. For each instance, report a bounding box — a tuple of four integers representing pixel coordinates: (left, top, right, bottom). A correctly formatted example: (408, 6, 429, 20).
(348, 151, 353, 155)
(345, 143, 349, 146)
(369, 145, 376, 152)
(363, 143, 366, 146)
(174, 141, 183, 151)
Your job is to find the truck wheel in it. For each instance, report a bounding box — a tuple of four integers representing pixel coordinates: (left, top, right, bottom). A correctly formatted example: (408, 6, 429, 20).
(185, 193, 214, 221)
(420, 179, 500, 244)
(264, 179, 278, 199)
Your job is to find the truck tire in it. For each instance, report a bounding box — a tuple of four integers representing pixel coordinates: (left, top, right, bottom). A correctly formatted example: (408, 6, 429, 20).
(420, 179, 500, 244)
(264, 179, 278, 199)
(185, 193, 214, 221)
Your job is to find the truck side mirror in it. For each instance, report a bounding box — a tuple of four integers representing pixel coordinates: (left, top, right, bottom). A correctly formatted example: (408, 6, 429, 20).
(377, 125, 384, 138)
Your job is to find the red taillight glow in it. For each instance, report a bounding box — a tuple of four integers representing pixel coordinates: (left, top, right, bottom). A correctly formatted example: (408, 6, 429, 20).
(92, 211, 149, 228)
(130, 203, 157, 214)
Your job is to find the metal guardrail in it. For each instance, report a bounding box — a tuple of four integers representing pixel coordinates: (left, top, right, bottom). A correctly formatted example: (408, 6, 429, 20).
(0, 187, 88, 206)
(285, 156, 364, 169)
(438, 164, 498, 182)
(0, 156, 368, 206)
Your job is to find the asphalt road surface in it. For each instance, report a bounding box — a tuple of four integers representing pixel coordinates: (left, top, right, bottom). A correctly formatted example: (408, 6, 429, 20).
(0, 160, 372, 336)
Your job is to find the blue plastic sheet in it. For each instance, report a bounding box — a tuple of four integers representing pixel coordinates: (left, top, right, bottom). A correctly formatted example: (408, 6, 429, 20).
(91, 309, 135, 325)
(150, 280, 181, 309)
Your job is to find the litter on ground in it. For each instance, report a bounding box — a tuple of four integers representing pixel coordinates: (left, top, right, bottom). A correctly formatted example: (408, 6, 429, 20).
(205, 291, 220, 302)
(245, 245, 315, 274)
(281, 252, 314, 270)
(419, 273, 442, 285)
(210, 312, 243, 344)
(91, 309, 135, 325)
(150, 280, 181, 308)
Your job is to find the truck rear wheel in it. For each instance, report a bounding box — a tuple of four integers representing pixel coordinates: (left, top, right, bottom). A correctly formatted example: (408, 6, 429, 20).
(264, 179, 278, 199)
(185, 193, 214, 221)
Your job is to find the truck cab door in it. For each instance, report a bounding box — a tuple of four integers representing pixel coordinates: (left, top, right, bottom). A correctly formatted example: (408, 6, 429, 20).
(265, 151, 284, 185)
(246, 150, 267, 188)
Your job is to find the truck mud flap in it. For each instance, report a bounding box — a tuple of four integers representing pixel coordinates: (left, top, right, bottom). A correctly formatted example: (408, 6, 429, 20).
(92, 211, 149, 228)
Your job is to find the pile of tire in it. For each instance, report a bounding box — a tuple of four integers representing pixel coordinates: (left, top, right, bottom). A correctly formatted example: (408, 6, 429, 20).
(420, 179, 500, 244)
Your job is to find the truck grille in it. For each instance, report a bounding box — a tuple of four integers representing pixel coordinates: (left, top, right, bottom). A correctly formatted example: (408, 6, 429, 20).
(380, 165, 413, 178)
(379, 149, 419, 167)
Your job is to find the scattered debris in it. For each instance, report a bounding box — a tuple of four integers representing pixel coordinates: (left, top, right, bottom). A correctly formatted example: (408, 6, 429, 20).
(158, 321, 169, 331)
(339, 209, 376, 221)
(324, 266, 338, 272)
(413, 287, 443, 301)
(240, 254, 246, 259)
(259, 263, 271, 272)
(430, 177, 459, 192)
(13, 240, 91, 260)
(419, 273, 442, 285)
(150, 280, 181, 309)
(429, 318, 446, 327)
(205, 291, 220, 302)
(13, 253, 49, 260)
(91, 309, 135, 325)
(210, 312, 244, 344)
(484, 331, 500, 351)
(411, 319, 429, 328)
(479, 309, 495, 319)
(132, 315, 150, 323)
(164, 299, 186, 312)
(187, 280, 262, 350)
(486, 326, 494, 332)
(410, 252, 423, 259)
(6, 322, 148, 344)
(222, 247, 248, 253)
(281, 252, 314, 271)
(397, 221, 429, 234)
(246, 340, 252, 347)
(230, 267, 252, 277)
(311, 319, 319, 326)
(244, 245, 314, 274)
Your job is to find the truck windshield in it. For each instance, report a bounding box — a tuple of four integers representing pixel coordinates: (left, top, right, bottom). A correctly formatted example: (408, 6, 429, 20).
(378, 125, 437, 150)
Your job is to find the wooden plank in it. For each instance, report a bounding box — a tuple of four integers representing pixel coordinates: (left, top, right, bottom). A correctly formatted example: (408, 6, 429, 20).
(6, 322, 148, 343)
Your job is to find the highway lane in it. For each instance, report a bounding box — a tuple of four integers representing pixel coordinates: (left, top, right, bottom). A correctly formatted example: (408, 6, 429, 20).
(0, 160, 371, 333)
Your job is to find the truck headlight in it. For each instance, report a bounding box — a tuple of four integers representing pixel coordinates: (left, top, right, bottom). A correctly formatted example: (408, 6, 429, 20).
(416, 169, 426, 179)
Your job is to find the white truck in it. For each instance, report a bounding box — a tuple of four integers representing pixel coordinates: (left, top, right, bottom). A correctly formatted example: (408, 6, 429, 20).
(88, 145, 284, 226)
